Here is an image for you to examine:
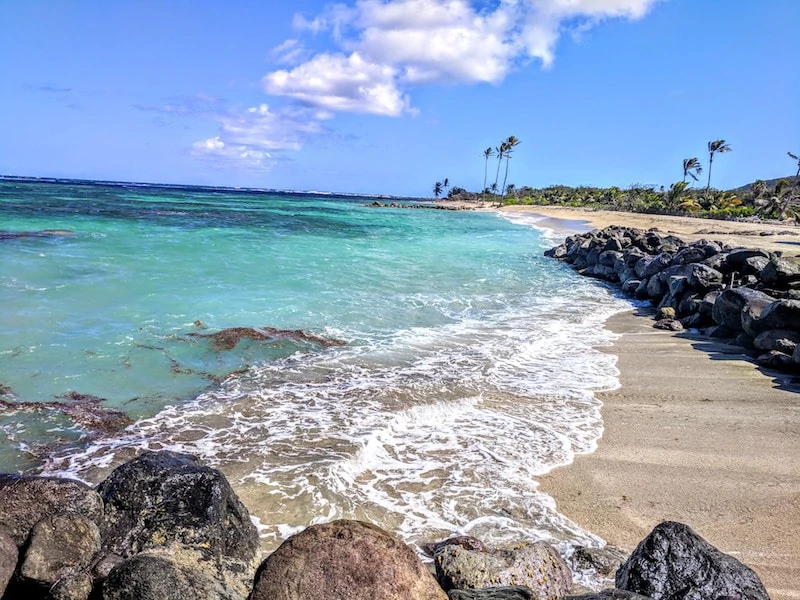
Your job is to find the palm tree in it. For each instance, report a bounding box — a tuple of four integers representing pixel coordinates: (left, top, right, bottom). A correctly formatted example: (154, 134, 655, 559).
(433, 181, 443, 198)
(789, 152, 800, 177)
(443, 178, 450, 196)
(706, 140, 732, 195)
(482, 147, 494, 202)
(501, 136, 521, 197)
(493, 143, 506, 193)
(682, 158, 702, 183)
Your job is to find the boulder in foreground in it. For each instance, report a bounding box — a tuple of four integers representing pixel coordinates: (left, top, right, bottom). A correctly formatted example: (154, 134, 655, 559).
(249, 519, 447, 600)
(615, 521, 768, 600)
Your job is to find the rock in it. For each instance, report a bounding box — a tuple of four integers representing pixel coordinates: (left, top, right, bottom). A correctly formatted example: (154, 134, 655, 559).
(448, 587, 535, 600)
(103, 552, 221, 600)
(599, 250, 622, 267)
(794, 343, 800, 366)
(741, 255, 770, 277)
(646, 276, 665, 300)
(752, 299, 800, 332)
(621, 279, 642, 296)
(583, 264, 618, 282)
(711, 288, 775, 332)
(705, 325, 738, 339)
(564, 592, 651, 600)
(671, 246, 707, 266)
(680, 313, 706, 329)
(49, 570, 94, 600)
(434, 542, 571, 599)
(653, 319, 683, 332)
(734, 333, 755, 350)
(641, 254, 673, 279)
(93, 552, 125, 581)
(755, 350, 794, 370)
(685, 263, 723, 291)
(20, 513, 101, 586)
(725, 248, 770, 270)
(250, 520, 446, 600)
(421, 536, 488, 557)
(753, 329, 800, 354)
(699, 291, 719, 317)
(656, 307, 676, 320)
(615, 521, 769, 600)
(96, 451, 258, 574)
(0, 475, 103, 547)
(761, 257, 800, 287)
(570, 545, 627, 578)
(0, 531, 17, 597)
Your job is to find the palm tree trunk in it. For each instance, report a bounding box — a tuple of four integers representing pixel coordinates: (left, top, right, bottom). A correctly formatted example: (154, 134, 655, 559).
(706, 154, 713, 196)
(501, 157, 510, 198)
(482, 160, 488, 203)
(494, 155, 502, 190)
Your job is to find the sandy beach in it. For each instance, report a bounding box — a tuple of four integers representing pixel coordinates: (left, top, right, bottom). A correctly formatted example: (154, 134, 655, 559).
(507, 205, 800, 598)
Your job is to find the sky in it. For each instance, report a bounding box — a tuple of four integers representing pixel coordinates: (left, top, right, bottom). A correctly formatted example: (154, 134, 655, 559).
(1, 0, 798, 197)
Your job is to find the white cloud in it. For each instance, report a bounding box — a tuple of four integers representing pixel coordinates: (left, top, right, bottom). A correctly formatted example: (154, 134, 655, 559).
(263, 0, 660, 114)
(263, 52, 414, 116)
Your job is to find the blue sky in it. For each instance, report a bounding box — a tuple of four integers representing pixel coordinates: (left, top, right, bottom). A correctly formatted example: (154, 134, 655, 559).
(1, 0, 798, 196)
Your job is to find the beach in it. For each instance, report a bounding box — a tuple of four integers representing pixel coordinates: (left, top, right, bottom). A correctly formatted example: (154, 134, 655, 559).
(510, 204, 800, 599)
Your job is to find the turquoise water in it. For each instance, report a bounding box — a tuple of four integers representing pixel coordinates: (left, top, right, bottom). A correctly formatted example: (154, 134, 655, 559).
(1, 179, 631, 568)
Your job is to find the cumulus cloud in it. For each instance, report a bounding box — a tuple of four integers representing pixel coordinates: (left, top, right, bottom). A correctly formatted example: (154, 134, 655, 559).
(265, 0, 660, 114)
(264, 52, 413, 116)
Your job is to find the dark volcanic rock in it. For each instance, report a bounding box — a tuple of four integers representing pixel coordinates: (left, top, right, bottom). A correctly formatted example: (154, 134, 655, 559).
(565, 592, 651, 600)
(761, 257, 800, 287)
(0, 531, 16, 597)
(434, 542, 571, 599)
(752, 299, 800, 332)
(753, 329, 800, 354)
(725, 248, 770, 270)
(755, 350, 794, 369)
(711, 288, 775, 332)
(0, 475, 103, 547)
(103, 552, 219, 600)
(96, 451, 258, 567)
(421, 536, 488, 557)
(615, 521, 769, 600)
(250, 520, 446, 600)
(448, 587, 535, 600)
(20, 513, 100, 586)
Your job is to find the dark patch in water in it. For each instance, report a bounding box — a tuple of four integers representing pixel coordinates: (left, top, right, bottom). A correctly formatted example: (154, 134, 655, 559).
(186, 326, 347, 351)
(0, 391, 132, 437)
(0, 229, 74, 240)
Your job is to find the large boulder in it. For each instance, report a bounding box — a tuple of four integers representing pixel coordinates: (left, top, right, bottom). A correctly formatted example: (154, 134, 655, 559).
(19, 513, 100, 586)
(711, 288, 775, 332)
(755, 350, 794, 370)
(761, 257, 800, 287)
(0, 475, 103, 547)
(0, 531, 16, 597)
(685, 264, 723, 291)
(96, 451, 258, 567)
(615, 521, 768, 600)
(103, 552, 222, 600)
(753, 328, 800, 354)
(250, 520, 446, 600)
(570, 545, 627, 578)
(751, 299, 800, 332)
(434, 542, 571, 599)
(565, 592, 651, 600)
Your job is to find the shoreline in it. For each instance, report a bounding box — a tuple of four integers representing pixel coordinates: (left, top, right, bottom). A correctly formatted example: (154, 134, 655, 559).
(514, 205, 800, 598)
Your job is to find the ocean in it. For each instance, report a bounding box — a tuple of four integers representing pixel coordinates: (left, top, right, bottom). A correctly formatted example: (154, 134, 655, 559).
(0, 179, 632, 569)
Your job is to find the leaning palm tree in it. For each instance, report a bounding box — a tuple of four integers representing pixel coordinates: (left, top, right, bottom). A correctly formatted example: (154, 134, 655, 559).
(482, 147, 494, 202)
(789, 152, 800, 177)
(443, 178, 450, 196)
(501, 136, 521, 197)
(706, 140, 732, 195)
(433, 181, 443, 199)
(682, 158, 702, 183)
(493, 142, 507, 193)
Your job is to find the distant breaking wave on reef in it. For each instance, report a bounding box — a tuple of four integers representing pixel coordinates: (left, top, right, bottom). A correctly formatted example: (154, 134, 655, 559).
(2, 179, 632, 581)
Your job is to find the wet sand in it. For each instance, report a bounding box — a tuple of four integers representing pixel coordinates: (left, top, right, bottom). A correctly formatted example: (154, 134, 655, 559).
(519, 206, 800, 599)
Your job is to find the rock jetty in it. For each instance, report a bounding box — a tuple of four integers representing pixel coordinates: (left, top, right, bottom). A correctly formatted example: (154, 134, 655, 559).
(0, 451, 770, 599)
(545, 225, 800, 373)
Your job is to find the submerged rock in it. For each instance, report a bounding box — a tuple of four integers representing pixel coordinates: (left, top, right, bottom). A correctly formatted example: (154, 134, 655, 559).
(448, 587, 536, 600)
(250, 520, 446, 600)
(615, 521, 769, 600)
(187, 326, 346, 351)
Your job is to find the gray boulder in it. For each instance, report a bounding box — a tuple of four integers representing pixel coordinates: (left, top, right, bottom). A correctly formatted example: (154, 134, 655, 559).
(250, 520, 447, 600)
(725, 248, 770, 270)
(755, 350, 794, 370)
(761, 257, 800, 287)
(96, 451, 258, 575)
(0, 475, 103, 547)
(615, 521, 768, 600)
(653, 319, 683, 332)
(0, 531, 16, 597)
(685, 264, 723, 291)
(752, 299, 800, 332)
(19, 513, 100, 586)
(570, 545, 627, 578)
(741, 255, 770, 277)
(103, 552, 222, 600)
(49, 570, 94, 600)
(711, 288, 775, 332)
(753, 329, 800, 354)
(434, 542, 571, 599)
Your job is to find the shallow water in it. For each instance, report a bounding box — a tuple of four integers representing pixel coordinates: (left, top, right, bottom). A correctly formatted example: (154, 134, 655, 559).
(1, 179, 631, 568)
